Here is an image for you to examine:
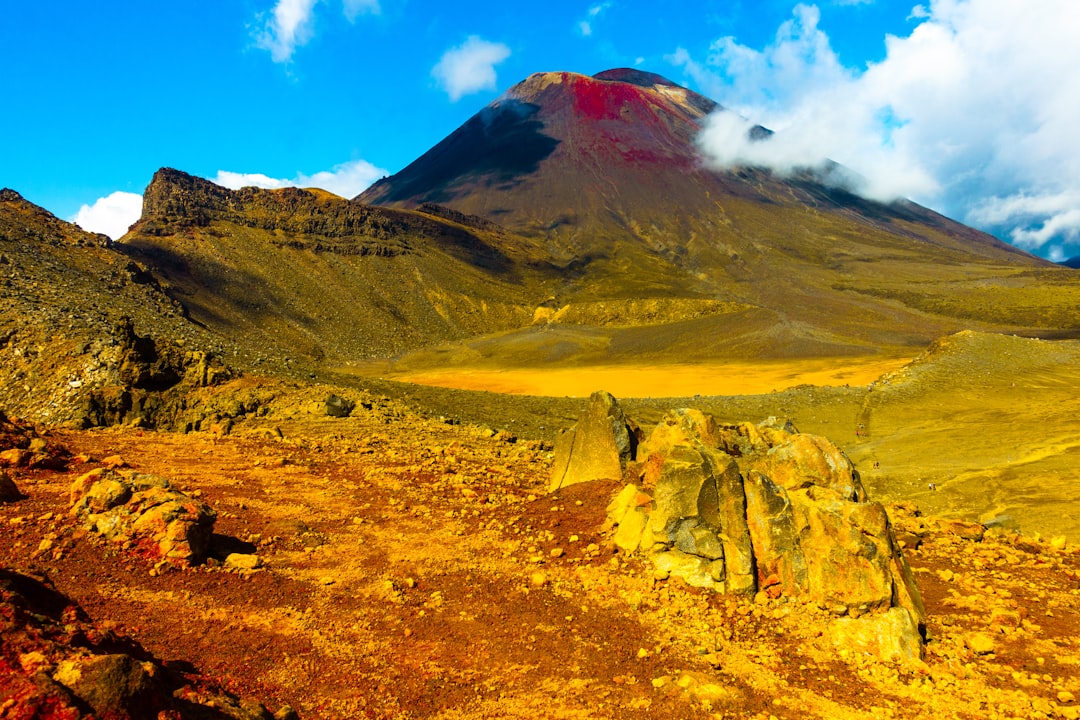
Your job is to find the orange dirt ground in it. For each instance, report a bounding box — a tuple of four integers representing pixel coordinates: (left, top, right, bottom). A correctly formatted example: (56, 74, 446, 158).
(2, 392, 1079, 719)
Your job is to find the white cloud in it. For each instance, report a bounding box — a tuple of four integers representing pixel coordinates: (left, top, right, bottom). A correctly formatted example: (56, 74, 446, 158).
(255, 0, 319, 63)
(72, 191, 143, 240)
(577, 2, 613, 37)
(431, 36, 511, 102)
(254, 0, 381, 61)
(670, 0, 1080, 259)
(343, 0, 379, 21)
(212, 158, 389, 198)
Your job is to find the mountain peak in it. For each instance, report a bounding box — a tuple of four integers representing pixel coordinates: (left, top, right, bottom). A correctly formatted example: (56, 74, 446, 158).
(592, 67, 680, 88)
(503, 68, 716, 123)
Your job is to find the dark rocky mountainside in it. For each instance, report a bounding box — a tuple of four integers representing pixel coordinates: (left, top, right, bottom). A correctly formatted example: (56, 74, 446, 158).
(359, 69, 1032, 265)
(0, 189, 238, 428)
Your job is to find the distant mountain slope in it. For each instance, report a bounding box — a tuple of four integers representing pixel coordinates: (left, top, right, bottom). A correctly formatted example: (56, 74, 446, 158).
(120, 169, 554, 364)
(5, 70, 1080, 419)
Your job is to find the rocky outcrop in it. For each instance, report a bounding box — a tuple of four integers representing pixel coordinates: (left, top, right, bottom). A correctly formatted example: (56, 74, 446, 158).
(0, 409, 70, 470)
(549, 390, 639, 491)
(70, 468, 216, 564)
(135, 167, 452, 256)
(78, 317, 233, 429)
(586, 395, 925, 661)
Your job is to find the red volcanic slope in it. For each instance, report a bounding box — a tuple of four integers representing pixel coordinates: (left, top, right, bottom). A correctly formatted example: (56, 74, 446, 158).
(359, 70, 725, 238)
(358, 69, 1037, 267)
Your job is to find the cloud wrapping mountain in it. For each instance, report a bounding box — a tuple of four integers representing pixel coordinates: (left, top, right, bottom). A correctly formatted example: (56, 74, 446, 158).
(671, 0, 1080, 261)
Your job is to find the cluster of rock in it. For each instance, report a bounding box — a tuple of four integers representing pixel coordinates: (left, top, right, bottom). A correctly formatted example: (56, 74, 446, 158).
(0, 568, 296, 719)
(0, 408, 70, 471)
(1, 409, 72, 503)
(69, 468, 217, 564)
(552, 391, 926, 661)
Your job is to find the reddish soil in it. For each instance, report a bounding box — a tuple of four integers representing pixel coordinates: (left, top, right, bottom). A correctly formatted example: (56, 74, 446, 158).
(2, 389, 1079, 719)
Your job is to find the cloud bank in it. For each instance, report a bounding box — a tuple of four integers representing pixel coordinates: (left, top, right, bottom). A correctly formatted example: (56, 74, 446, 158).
(671, 0, 1080, 261)
(72, 191, 143, 240)
(432, 36, 511, 101)
(212, 158, 388, 197)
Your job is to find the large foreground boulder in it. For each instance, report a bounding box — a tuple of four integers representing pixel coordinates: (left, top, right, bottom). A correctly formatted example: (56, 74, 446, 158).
(70, 468, 216, 564)
(549, 390, 639, 491)
(589, 395, 925, 661)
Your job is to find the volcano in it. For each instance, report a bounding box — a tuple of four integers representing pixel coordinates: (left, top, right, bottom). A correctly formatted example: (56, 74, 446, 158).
(353, 69, 1080, 364)
(359, 69, 1029, 266)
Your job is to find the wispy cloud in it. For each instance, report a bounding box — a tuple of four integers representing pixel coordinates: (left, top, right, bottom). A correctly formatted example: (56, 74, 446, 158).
(669, 0, 1080, 259)
(255, 0, 381, 63)
(577, 1, 613, 37)
(431, 36, 511, 102)
(343, 0, 380, 21)
(255, 0, 319, 63)
(213, 158, 389, 198)
(71, 191, 143, 240)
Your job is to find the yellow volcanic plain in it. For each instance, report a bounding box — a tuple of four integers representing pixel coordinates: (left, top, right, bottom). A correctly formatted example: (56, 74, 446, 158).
(385, 356, 912, 397)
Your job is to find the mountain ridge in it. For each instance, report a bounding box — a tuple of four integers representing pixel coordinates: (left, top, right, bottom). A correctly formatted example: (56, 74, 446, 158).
(3, 68, 1080, 428)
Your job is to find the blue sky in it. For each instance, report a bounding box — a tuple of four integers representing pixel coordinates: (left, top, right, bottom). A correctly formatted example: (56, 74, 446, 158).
(3, 1, 1079, 260)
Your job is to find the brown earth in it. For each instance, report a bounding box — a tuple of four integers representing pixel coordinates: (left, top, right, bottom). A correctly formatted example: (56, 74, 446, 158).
(2, 381, 1078, 719)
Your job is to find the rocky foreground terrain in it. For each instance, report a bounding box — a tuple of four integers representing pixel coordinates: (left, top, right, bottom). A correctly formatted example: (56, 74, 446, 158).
(2, 380, 1078, 719)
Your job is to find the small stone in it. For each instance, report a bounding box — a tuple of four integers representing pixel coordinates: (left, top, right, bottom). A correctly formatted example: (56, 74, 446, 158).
(274, 706, 301, 720)
(319, 576, 336, 585)
(964, 632, 995, 655)
(224, 553, 262, 570)
(550, 547, 564, 558)
(101, 455, 128, 469)
(529, 571, 548, 587)
(1059, 690, 1075, 704)
(0, 470, 24, 503)
(637, 648, 650, 658)
(1051, 536, 1067, 551)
